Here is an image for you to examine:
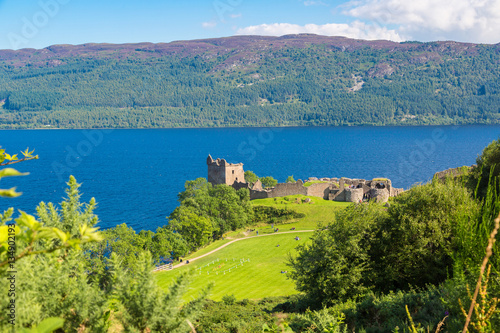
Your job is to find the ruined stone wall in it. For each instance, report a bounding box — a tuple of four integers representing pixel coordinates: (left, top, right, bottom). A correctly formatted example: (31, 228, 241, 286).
(249, 189, 271, 199)
(266, 181, 308, 198)
(207, 155, 246, 186)
(208, 164, 226, 185)
(370, 188, 389, 202)
(332, 189, 346, 201)
(391, 187, 405, 197)
(207, 155, 405, 202)
(224, 164, 245, 185)
(345, 188, 364, 202)
(306, 182, 332, 199)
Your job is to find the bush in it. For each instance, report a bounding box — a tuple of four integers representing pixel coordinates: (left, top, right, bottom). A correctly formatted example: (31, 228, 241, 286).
(475, 138, 500, 197)
(289, 308, 348, 333)
(222, 294, 236, 306)
(288, 203, 388, 305)
(253, 206, 305, 224)
(195, 298, 283, 333)
(372, 180, 481, 292)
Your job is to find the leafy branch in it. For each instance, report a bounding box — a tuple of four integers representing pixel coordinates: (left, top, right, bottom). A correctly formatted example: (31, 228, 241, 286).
(0, 211, 103, 269)
(0, 147, 38, 197)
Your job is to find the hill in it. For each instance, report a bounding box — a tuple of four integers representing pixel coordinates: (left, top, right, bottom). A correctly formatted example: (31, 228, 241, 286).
(1, 34, 499, 128)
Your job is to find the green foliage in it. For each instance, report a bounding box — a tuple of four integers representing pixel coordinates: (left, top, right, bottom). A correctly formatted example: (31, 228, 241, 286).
(286, 175, 296, 183)
(150, 226, 189, 260)
(2, 42, 500, 128)
(289, 308, 347, 333)
(245, 170, 259, 185)
(475, 138, 500, 197)
(195, 297, 286, 333)
(221, 294, 237, 306)
(0, 147, 37, 197)
(0, 176, 102, 271)
(13, 253, 110, 332)
(253, 205, 305, 224)
(373, 180, 481, 291)
(111, 251, 209, 332)
(342, 287, 450, 333)
(288, 180, 481, 307)
(171, 178, 254, 244)
(17, 317, 64, 333)
(169, 206, 213, 249)
(0, 176, 107, 332)
(288, 203, 387, 305)
(260, 176, 278, 188)
(37, 176, 99, 235)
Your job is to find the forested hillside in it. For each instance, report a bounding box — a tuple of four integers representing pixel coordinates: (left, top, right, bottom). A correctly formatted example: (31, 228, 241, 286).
(0, 34, 499, 128)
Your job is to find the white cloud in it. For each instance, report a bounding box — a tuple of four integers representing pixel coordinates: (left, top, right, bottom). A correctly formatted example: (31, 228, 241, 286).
(343, 0, 500, 43)
(230, 13, 242, 19)
(202, 21, 217, 29)
(236, 21, 404, 41)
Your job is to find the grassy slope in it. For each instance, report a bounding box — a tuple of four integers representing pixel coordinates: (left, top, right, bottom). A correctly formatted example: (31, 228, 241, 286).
(156, 195, 351, 301)
(156, 232, 313, 301)
(251, 195, 351, 229)
(182, 195, 350, 260)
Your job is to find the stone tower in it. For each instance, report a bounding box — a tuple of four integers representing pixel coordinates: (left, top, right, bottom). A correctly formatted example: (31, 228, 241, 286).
(207, 155, 246, 186)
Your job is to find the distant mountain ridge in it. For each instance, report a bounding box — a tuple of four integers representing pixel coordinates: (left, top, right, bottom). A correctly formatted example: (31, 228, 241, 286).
(0, 34, 492, 67)
(0, 34, 499, 128)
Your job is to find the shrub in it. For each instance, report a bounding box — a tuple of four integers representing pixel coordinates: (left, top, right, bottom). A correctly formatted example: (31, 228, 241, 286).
(222, 294, 237, 306)
(372, 180, 481, 292)
(253, 206, 305, 224)
(288, 203, 388, 305)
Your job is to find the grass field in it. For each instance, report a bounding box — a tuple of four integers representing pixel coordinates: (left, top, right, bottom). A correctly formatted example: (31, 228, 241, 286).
(157, 195, 351, 302)
(182, 195, 350, 260)
(156, 232, 313, 302)
(251, 195, 351, 229)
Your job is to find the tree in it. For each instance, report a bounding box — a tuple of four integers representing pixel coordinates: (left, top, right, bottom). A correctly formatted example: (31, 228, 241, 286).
(288, 203, 387, 305)
(169, 206, 213, 249)
(178, 177, 212, 202)
(171, 178, 254, 241)
(475, 138, 500, 197)
(260, 176, 278, 188)
(111, 251, 209, 332)
(244, 170, 259, 185)
(372, 179, 481, 292)
(286, 175, 296, 183)
(1, 151, 101, 271)
(1, 147, 208, 332)
(1, 170, 106, 332)
(151, 227, 189, 260)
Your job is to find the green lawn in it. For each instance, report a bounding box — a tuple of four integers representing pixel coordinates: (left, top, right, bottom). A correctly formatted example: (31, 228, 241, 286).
(158, 195, 350, 302)
(156, 232, 313, 302)
(251, 195, 351, 229)
(181, 195, 350, 261)
(303, 180, 329, 187)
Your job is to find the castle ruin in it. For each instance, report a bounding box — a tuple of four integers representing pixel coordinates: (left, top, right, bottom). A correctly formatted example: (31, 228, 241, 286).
(207, 155, 247, 189)
(207, 155, 404, 203)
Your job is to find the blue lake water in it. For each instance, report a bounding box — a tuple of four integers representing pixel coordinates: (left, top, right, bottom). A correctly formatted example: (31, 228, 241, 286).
(1, 125, 499, 231)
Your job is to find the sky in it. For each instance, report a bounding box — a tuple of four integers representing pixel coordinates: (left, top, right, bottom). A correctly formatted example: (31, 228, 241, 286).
(0, 0, 499, 50)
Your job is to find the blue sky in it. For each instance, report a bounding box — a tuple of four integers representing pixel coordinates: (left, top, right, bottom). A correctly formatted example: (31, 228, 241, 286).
(1, 0, 499, 50)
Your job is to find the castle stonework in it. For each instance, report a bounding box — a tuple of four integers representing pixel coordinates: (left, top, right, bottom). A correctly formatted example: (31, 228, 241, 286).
(206, 156, 404, 203)
(207, 155, 246, 187)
